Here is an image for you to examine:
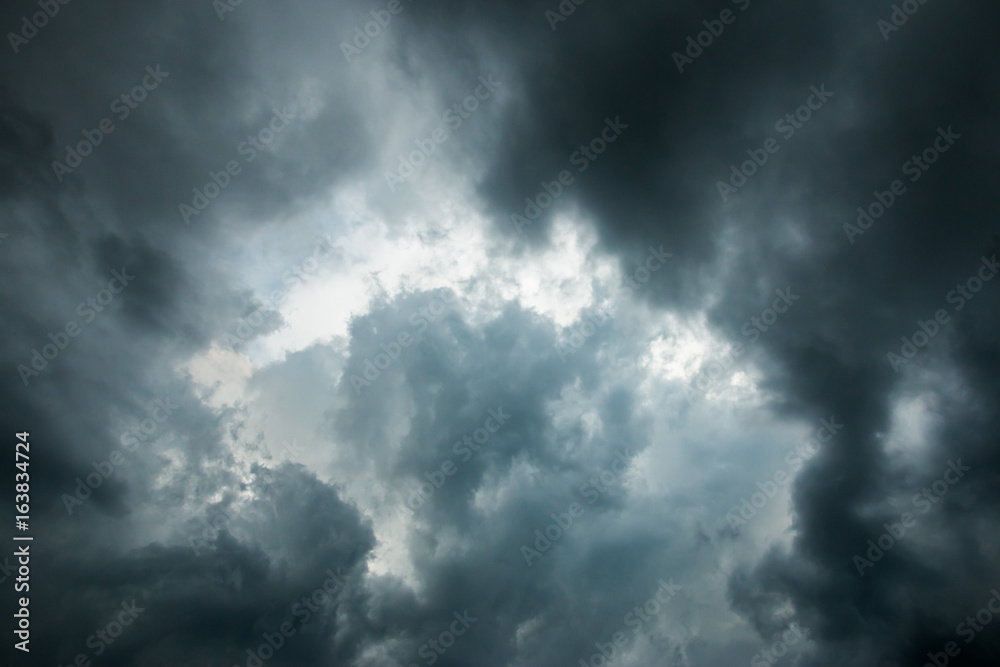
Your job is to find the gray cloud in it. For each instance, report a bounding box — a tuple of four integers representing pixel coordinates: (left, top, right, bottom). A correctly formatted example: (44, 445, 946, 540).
(2, 0, 999, 665)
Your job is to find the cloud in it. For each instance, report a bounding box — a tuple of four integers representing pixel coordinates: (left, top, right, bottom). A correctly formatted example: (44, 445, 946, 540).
(2, 0, 1000, 664)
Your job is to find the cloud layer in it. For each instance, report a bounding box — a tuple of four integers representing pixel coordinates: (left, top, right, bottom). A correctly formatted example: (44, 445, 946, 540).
(2, 0, 999, 665)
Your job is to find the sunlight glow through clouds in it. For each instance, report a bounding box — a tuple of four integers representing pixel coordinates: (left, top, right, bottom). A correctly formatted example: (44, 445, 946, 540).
(177, 193, 784, 589)
(235, 196, 628, 370)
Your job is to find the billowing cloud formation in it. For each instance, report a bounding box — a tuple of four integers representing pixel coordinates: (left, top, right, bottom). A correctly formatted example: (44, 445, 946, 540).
(2, 0, 999, 665)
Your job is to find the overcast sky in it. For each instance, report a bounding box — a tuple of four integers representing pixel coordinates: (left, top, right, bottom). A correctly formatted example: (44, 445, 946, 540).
(2, 1, 1000, 666)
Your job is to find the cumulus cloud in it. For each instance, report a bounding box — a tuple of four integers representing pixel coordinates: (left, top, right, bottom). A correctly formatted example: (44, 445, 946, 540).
(2, 0, 999, 665)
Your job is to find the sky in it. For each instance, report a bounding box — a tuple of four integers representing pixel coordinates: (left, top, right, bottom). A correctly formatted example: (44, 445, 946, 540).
(1, 1, 999, 666)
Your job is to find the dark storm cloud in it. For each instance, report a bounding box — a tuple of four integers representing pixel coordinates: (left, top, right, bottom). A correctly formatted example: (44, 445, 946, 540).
(379, 0, 1000, 664)
(398, 1, 847, 258)
(0, 0, 372, 511)
(0, 1, 381, 664)
(711, 5, 1000, 665)
(324, 290, 698, 666)
(2, 0, 1000, 665)
(28, 463, 376, 666)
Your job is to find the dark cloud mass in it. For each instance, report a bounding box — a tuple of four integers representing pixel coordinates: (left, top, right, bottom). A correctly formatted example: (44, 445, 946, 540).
(1, 0, 999, 665)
